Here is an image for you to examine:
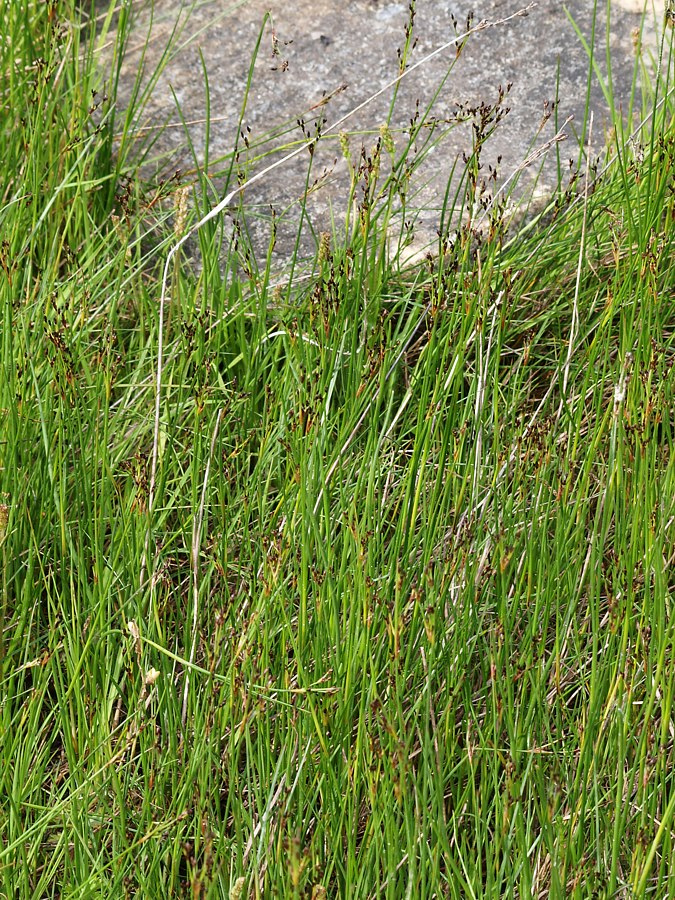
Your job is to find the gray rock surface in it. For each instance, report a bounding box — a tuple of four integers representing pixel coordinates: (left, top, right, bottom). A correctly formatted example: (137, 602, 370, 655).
(112, 0, 667, 266)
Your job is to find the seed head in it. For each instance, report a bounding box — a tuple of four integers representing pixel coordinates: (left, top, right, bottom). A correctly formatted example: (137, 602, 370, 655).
(0, 503, 8, 544)
(318, 231, 331, 264)
(379, 122, 395, 156)
(339, 130, 351, 163)
(173, 186, 190, 239)
(229, 876, 246, 900)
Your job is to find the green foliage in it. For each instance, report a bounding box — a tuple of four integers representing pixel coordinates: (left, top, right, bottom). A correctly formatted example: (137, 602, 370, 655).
(1, 1, 675, 897)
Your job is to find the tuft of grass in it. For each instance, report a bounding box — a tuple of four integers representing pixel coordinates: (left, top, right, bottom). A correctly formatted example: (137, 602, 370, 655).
(1, 1, 675, 897)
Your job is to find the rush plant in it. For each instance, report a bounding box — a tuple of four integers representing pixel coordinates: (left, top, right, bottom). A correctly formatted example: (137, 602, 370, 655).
(1, 1, 674, 898)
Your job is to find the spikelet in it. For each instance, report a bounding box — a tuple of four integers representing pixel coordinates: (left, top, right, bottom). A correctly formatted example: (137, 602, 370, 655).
(338, 130, 351, 164)
(379, 122, 395, 156)
(173, 185, 190, 240)
(229, 876, 246, 900)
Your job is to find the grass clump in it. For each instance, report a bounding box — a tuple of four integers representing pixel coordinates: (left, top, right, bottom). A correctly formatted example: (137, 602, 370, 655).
(1, 1, 675, 897)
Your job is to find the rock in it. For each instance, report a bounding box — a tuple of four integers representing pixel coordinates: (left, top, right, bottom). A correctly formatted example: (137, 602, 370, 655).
(112, 0, 667, 267)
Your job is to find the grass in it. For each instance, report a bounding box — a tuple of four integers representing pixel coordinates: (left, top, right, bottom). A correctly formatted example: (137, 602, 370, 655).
(1, 0, 675, 896)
